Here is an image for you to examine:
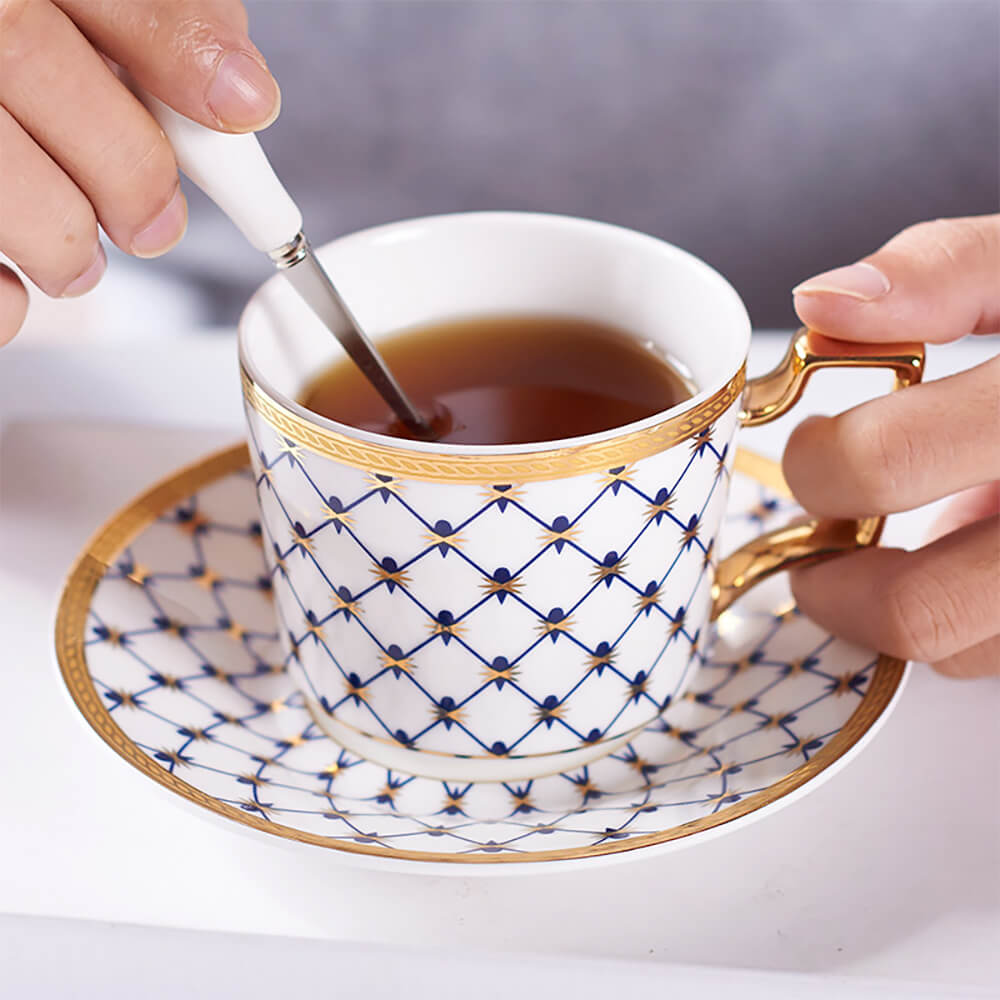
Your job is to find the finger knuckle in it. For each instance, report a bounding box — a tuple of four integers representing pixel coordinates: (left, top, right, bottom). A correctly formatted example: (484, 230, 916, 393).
(884, 568, 965, 663)
(892, 217, 998, 271)
(0, 0, 29, 35)
(836, 406, 913, 512)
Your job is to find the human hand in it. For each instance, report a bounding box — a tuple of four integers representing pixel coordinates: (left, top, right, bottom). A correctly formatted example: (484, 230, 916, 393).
(0, 0, 279, 344)
(783, 215, 1000, 678)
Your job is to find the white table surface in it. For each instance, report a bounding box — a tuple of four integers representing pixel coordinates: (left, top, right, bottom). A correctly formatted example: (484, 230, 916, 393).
(1, 324, 997, 994)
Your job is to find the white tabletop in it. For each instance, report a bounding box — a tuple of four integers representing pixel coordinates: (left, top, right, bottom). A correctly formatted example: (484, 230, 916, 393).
(1, 321, 997, 994)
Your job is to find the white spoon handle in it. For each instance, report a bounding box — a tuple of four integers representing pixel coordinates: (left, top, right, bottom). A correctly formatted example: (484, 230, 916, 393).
(131, 86, 302, 253)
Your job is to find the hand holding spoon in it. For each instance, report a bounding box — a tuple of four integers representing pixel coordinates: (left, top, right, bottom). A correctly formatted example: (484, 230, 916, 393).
(129, 84, 435, 439)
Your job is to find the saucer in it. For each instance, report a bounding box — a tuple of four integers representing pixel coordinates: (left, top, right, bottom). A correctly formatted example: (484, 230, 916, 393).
(56, 445, 905, 873)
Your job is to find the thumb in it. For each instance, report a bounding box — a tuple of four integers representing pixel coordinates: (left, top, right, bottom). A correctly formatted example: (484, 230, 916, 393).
(792, 214, 1000, 344)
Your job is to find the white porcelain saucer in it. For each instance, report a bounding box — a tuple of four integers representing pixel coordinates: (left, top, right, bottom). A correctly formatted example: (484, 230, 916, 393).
(56, 445, 905, 874)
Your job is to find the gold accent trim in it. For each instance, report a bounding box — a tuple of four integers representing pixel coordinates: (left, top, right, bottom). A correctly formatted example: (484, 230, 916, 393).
(55, 443, 905, 866)
(241, 364, 746, 483)
(713, 330, 925, 618)
(740, 327, 924, 427)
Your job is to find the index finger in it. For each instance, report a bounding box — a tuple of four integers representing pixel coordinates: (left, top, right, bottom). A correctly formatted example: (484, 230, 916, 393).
(55, 0, 280, 132)
(792, 214, 1000, 344)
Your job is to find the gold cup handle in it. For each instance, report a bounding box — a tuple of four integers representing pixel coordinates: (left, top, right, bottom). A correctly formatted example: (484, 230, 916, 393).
(711, 328, 925, 618)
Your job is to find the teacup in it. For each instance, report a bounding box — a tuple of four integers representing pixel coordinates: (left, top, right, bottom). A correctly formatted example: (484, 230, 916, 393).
(238, 212, 922, 781)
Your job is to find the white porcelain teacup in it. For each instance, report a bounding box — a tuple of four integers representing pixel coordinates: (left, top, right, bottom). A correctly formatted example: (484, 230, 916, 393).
(238, 212, 922, 781)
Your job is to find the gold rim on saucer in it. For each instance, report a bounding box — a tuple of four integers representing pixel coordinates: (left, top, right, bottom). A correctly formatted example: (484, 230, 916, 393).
(55, 443, 905, 865)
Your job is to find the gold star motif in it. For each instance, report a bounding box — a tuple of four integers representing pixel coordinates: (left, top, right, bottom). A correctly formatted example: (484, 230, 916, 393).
(702, 540, 715, 569)
(679, 520, 700, 548)
(239, 798, 273, 817)
(331, 592, 361, 618)
(258, 466, 274, 485)
(431, 618, 466, 640)
(344, 677, 368, 702)
(480, 660, 520, 685)
(161, 619, 184, 637)
(539, 523, 580, 547)
(587, 649, 616, 671)
(240, 773, 270, 787)
(378, 783, 399, 801)
(690, 427, 713, 453)
(533, 701, 565, 724)
(443, 791, 467, 810)
(706, 790, 739, 808)
(218, 712, 244, 726)
(785, 658, 807, 676)
(157, 674, 181, 690)
(251, 754, 277, 768)
(668, 611, 687, 639)
(279, 733, 308, 747)
(304, 621, 326, 644)
(480, 483, 526, 505)
(102, 628, 124, 646)
(184, 728, 212, 742)
(785, 734, 819, 757)
(320, 502, 353, 528)
(628, 675, 648, 700)
(226, 621, 247, 642)
(628, 756, 651, 774)
(381, 649, 415, 675)
(646, 495, 674, 522)
(157, 749, 188, 768)
(177, 511, 210, 536)
(127, 564, 152, 585)
(749, 500, 777, 521)
(320, 762, 342, 778)
(269, 699, 289, 714)
(590, 555, 628, 585)
(195, 568, 221, 590)
(289, 525, 315, 555)
(479, 574, 524, 598)
(600, 464, 636, 489)
(831, 672, 862, 696)
(113, 691, 139, 709)
(575, 779, 600, 799)
(372, 563, 410, 588)
(432, 703, 467, 725)
(535, 614, 575, 639)
(634, 587, 662, 613)
(364, 473, 403, 495)
(762, 714, 786, 730)
(423, 527, 464, 550)
(205, 666, 235, 685)
(510, 791, 534, 810)
(277, 439, 304, 462)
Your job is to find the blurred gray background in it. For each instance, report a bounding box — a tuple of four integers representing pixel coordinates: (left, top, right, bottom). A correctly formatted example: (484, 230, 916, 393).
(163, 0, 999, 330)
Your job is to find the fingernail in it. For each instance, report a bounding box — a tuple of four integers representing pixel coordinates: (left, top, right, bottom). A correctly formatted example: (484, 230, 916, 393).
(131, 187, 187, 258)
(792, 262, 891, 302)
(207, 51, 281, 131)
(61, 244, 107, 297)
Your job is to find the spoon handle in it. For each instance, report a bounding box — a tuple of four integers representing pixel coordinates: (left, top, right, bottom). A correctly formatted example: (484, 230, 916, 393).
(125, 81, 432, 437)
(131, 86, 302, 254)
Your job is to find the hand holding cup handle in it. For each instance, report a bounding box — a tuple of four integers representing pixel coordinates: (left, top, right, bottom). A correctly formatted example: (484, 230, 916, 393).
(712, 329, 925, 617)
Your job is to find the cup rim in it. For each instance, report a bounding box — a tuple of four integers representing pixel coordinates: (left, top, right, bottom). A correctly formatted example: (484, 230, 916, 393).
(237, 211, 750, 475)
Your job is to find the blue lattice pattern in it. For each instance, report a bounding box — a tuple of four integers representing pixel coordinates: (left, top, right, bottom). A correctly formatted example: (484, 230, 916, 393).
(81, 460, 882, 859)
(244, 399, 743, 762)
